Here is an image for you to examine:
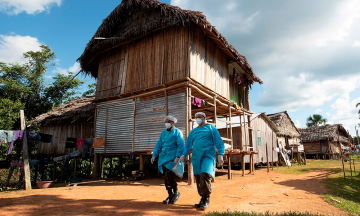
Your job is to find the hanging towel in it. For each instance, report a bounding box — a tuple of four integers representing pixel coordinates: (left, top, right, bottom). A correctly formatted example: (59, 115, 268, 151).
(39, 133, 53, 146)
(192, 97, 202, 108)
(66, 137, 77, 148)
(76, 138, 84, 148)
(6, 131, 15, 143)
(93, 137, 105, 148)
(7, 130, 24, 155)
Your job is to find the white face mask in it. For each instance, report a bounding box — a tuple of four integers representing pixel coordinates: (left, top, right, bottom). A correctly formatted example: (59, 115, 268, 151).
(196, 118, 203, 125)
(165, 123, 172, 129)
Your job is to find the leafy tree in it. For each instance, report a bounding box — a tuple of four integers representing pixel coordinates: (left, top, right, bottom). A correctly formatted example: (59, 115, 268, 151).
(82, 82, 97, 97)
(0, 44, 84, 130)
(0, 99, 24, 130)
(306, 114, 328, 127)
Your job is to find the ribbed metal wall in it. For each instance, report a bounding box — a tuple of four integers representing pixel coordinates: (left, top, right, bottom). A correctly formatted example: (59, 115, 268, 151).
(95, 99, 134, 153)
(134, 92, 167, 152)
(168, 92, 186, 141)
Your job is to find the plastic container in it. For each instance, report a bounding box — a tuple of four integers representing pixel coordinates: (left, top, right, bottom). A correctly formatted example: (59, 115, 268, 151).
(37, 181, 55, 189)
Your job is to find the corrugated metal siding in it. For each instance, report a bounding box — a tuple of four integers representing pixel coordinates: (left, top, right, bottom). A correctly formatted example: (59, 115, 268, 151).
(168, 91, 186, 141)
(95, 99, 134, 153)
(134, 92, 166, 152)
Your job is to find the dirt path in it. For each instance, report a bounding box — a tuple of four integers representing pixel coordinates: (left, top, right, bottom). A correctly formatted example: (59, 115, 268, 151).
(0, 169, 345, 215)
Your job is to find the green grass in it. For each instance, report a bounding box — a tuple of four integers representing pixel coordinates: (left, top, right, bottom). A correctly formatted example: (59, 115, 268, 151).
(203, 211, 324, 216)
(274, 157, 360, 215)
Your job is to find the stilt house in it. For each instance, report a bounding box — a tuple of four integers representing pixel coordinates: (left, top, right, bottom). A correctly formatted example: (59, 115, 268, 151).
(78, 0, 263, 184)
(218, 113, 279, 165)
(299, 124, 353, 158)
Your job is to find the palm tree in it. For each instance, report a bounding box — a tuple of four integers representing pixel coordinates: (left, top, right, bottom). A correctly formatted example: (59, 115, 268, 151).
(306, 114, 328, 127)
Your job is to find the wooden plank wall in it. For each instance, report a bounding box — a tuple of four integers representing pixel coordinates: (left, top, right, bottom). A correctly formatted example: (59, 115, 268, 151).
(38, 122, 94, 155)
(303, 141, 321, 154)
(218, 115, 278, 164)
(95, 26, 190, 100)
(189, 24, 230, 99)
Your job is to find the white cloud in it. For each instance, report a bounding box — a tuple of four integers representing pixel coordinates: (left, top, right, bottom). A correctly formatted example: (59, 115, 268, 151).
(326, 112, 331, 117)
(315, 109, 322, 113)
(330, 95, 360, 135)
(0, 34, 42, 64)
(52, 62, 80, 76)
(294, 120, 301, 128)
(0, 0, 61, 15)
(354, 41, 360, 47)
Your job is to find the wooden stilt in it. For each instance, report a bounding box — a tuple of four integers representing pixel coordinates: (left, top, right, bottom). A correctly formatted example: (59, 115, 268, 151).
(20, 110, 31, 190)
(186, 87, 194, 186)
(93, 153, 99, 179)
(140, 155, 144, 171)
(109, 157, 113, 177)
(271, 132, 274, 170)
(100, 155, 104, 179)
(266, 143, 269, 172)
(251, 154, 255, 174)
(228, 154, 231, 179)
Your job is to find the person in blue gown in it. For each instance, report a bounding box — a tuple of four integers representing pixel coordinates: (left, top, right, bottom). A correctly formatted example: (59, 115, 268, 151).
(151, 115, 184, 204)
(178, 112, 225, 209)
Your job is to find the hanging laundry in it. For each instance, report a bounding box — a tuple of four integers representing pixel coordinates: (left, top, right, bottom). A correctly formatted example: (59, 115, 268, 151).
(7, 130, 24, 155)
(39, 133, 53, 146)
(93, 137, 105, 148)
(6, 131, 15, 143)
(6, 160, 24, 186)
(76, 138, 84, 148)
(66, 137, 77, 148)
(192, 97, 202, 108)
(0, 130, 7, 144)
(26, 131, 39, 143)
(83, 138, 94, 158)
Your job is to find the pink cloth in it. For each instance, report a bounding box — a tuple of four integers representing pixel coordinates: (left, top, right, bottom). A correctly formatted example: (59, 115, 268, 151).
(76, 138, 84, 148)
(192, 97, 202, 108)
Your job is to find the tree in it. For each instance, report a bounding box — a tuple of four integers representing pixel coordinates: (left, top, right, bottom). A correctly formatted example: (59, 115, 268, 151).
(82, 82, 97, 97)
(306, 114, 328, 127)
(0, 45, 84, 130)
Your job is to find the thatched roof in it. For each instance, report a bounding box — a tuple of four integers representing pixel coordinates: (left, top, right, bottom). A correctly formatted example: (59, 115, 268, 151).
(28, 96, 95, 125)
(77, 0, 262, 84)
(299, 124, 353, 145)
(267, 111, 300, 137)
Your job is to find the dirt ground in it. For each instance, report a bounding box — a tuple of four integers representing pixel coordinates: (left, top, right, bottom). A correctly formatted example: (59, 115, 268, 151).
(0, 168, 345, 216)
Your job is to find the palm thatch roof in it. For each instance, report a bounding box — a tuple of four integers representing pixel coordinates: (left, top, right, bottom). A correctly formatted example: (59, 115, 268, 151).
(267, 111, 300, 137)
(28, 96, 95, 125)
(299, 124, 353, 145)
(77, 0, 262, 84)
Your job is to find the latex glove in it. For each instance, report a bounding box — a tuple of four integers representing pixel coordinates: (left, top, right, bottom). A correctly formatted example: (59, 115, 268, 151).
(151, 156, 156, 164)
(173, 157, 180, 166)
(218, 155, 224, 166)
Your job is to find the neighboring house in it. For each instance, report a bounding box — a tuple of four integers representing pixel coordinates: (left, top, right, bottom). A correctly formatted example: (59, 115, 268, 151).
(78, 0, 262, 183)
(299, 124, 353, 158)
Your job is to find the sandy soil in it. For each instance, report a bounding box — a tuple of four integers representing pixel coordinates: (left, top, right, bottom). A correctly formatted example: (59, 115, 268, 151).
(0, 169, 345, 216)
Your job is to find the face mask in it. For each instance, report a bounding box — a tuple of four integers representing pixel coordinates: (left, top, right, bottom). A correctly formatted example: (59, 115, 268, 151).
(196, 118, 203, 125)
(165, 123, 172, 129)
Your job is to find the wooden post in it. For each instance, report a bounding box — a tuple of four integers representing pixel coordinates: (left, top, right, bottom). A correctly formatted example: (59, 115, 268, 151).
(304, 152, 307, 165)
(271, 132, 274, 170)
(100, 155, 104, 178)
(93, 153, 99, 179)
(266, 143, 269, 172)
(20, 110, 31, 190)
(228, 153, 231, 179)
(247, 115, 253, 151)
(338, 133, 345, 179)
(119, 156, 123, 179)
(186, 87, 194, 185)
(109, 157, 113, 177)
(139, 155, 144, 171)
(240, 114, 245, 177)
(228, 105, 233, 150)
(350, 156, 353, 180)
(213, 95, 218, 182)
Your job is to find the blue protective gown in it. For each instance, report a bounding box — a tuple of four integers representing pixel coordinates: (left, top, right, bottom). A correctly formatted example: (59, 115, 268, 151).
(183, 124, 225, 178)
(152, 127, 185, 175)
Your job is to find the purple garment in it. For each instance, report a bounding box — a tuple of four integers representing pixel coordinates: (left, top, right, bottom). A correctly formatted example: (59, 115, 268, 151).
(130, 152, 134, 160)
(7, 130, 24, 155)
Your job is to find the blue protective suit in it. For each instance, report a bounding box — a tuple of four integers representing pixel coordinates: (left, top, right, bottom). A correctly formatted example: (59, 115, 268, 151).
(183, 124, 225, 178)
(152, 127, 185, 176)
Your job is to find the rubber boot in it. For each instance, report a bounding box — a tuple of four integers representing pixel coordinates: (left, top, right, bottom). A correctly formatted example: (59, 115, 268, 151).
(200, 196, 210, 210)
(170, 190, 181, 204)
(194, 196, 204, 208)
(162, 189, 173, 204)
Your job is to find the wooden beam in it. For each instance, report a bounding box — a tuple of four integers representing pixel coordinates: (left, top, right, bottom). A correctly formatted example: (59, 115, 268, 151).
(187, 87, 194, 186)
(228, 154, 231, 180)
(20, 110, 31, 190)
(140, 155, 144, 171)
(229, 105, 233, 150)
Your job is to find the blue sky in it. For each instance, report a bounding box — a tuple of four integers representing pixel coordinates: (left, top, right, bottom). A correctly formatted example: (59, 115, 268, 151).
(0, 0, 360, 135)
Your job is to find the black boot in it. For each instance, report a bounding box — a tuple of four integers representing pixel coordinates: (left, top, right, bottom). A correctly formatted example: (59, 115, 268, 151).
(170, 190, 181, 204)
(200, 196, 210, 210)
(194, 196, 205, 208)
(162, 190, 173, 204)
